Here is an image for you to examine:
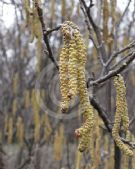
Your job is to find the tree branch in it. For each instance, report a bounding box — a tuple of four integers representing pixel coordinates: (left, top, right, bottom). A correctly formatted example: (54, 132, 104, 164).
(35, 2, 59, 70)
(89, 52, 135, 86)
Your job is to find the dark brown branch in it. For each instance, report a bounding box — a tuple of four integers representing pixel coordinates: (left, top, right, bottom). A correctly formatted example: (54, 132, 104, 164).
(105, 40, 135, 67)
(89, 52, 135, 86)
(44, 25, 61, 36)
(16, 157, 31, 169)
(90, 97, 135, 148)
(35, 2, 59, 70)
(80, 0, 107, 62)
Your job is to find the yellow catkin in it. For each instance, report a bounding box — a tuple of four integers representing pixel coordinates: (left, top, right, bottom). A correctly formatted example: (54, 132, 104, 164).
(36, 40, 43, 72)
(60, 21, 94, 151)
(4, 115, 8, 135)
(103, 0, 109, 43)
(61, 0, 66, 19)
(33, 0, 42, 38)
(76, 3, 80, 17)
(68, 0, 74, 19)
(8, 117, 13, 144)
(24, 0, 34, 42)
(111, 0, 116, 32)
(68, 36, 78, 98)
(51, 0, 55, 23)
(24, 90, 30, 108)
(114, 75, 129, 131)
(44, 113, 52, 140)
(74, 27, 94, 152)
(0, 130, 2, 144)
(31, 89, 40, 143)
(12, 99, 17, 117)
(32, 1, 43, 73)
(13, 73, 19, 94)
(59, 45, 70, 112)
(122, 131, 130, 169)
(53, 124, 64, 161)
(75, 150, 82, 169)
(16, 117, 24, 146)
(112, 75, 133, 156)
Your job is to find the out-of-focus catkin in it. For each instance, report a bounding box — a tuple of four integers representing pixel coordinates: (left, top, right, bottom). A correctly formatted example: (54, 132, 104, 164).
(31, 89, 40, 143)
(112, 74, 133, 156)
(16, 116, 24, 146)
(8, 117, 13, 144)
(24, 90, 30, 108)
(44, 113, 52, 140)
(75, 150, 82, 169)
(12, 99, 17, 117)
(53, 124, 64, 161)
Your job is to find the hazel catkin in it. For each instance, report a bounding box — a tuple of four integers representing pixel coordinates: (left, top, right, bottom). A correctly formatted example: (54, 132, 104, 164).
(112, 74, 133, 156)
(60, 21, 94, 151)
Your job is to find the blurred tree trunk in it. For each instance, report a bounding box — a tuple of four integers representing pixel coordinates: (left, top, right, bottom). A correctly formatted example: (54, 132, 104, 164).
(114, 143, 121, 169)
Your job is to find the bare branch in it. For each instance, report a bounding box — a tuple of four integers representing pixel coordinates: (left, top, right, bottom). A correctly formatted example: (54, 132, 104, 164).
(80, 0, 107, 62)
(89, 52, 135, 86)
(44, 25, 61, 36)
(35, 2, 59, 70)
(116, 0, 132, 29)
(105, 40, 135, 67)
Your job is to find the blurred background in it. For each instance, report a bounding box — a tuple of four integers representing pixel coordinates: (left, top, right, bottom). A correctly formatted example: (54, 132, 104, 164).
(0, 0, 135, 169)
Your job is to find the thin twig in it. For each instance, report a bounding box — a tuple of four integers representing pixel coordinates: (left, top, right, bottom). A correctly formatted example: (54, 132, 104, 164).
(105, 40, 135, 67)
(80, 0, 107, 63)
(116, 0, 132, 29)
(44, 25, 61, 36)
(35, 2, 59, 70)
(89, 52, 135, 86)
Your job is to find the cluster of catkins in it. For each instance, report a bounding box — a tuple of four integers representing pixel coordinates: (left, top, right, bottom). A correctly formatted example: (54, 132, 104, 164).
(112, 74, 133, 156)
(59, 21, 94, 152)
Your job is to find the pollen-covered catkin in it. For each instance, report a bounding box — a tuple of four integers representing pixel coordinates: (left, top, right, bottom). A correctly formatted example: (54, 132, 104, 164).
(59, 46, 69, 112)
(60, 21, 94, 151)
(114, 75, 129, 131)
(73, 26, 94, 151)
(112, 74, 133, 156)
(68, 36, 78, 98)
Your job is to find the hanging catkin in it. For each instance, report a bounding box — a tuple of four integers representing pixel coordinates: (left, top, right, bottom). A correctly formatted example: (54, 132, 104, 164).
(53, 124, 64, 161)
(24, 90, 30, 108)
(122, 131, 130, 169)
(68, 36, 78, 98)
(51, 0, 55, 23)
(16, 117, 24, 146)
(112, 74, 133, 156)
(59, 21, 94, 152)
(12, 99, 17, 117)
(75, 150, 82, 169)
(44, 113, 52, 140)
(103, 0, 109, 43)
(59, 45, 70, 112)
(31, 89, 40, 143)
(8, 117, 13, 144)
